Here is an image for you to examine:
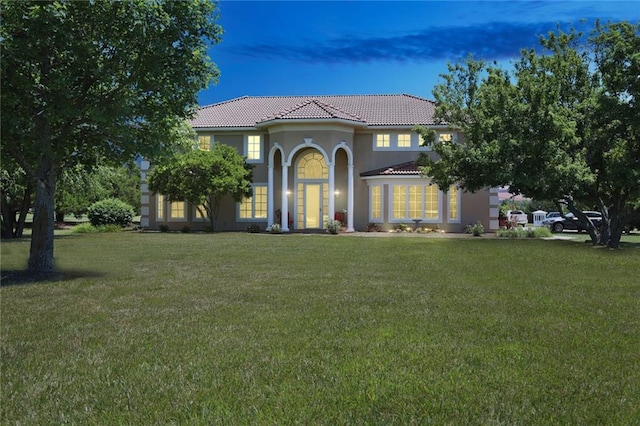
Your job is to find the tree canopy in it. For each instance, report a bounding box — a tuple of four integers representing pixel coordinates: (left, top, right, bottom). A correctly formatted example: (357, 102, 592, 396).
(148, 145, 253, 231)
(0, 0, 222, 272)
(416, 21, 640, 248)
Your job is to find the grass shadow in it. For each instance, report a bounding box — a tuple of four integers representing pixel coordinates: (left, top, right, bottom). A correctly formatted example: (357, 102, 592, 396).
(0, 269, 106, 287)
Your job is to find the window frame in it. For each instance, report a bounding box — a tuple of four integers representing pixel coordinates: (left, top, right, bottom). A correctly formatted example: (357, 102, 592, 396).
(447, 185, 461, 223)
(168, 201, 187, 222)
(237, 183, 268, 222)
(245, 134, 263, 163)
(197, 135, 212, 151)
(369, 184, 384, 223)
(387, 182, 443, 223)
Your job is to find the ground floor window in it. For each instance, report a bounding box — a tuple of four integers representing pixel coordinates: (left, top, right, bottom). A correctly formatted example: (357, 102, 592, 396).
(169, 201, 186, 220)
(370, 185, 382, 222)
(194, 204, 207, 220)
(389, 183, 442, 222)
(156, 194, 164, 220)
(448, 185, 461, 223)
(239, 184, 267, 220)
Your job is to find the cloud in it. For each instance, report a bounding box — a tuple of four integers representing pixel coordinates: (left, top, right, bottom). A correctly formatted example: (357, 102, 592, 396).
(234, 20, 595, 64)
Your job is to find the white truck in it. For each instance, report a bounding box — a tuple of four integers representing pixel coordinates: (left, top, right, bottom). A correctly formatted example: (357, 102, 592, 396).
(506, 210, 528, 226)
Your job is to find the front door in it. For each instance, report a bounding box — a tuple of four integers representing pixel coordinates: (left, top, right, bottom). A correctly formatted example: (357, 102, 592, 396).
(304, 184, 322, 228)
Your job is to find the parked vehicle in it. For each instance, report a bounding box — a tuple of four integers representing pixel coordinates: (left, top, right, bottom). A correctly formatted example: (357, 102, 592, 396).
(624, 215, 640, 234)
(506, 210, 528, 226)
(542, 211, 602, 233)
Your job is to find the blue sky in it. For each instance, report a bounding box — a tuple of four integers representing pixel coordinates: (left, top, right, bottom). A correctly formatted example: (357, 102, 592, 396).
(198, 1, 640, 106)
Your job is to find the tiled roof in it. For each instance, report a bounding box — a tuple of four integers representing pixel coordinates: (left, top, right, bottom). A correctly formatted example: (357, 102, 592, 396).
(191, 94, 437, 128)
(360, 161, 422, 177)
(258, 99, 366, 125)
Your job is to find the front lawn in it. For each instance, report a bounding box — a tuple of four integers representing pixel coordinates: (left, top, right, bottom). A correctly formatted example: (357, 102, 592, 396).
(1, 233, 639, 424)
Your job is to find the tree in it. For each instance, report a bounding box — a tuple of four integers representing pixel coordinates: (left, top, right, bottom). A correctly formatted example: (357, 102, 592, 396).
(148, 145, 253, 232)
(1, 0, 222, 272)
(416, 21, 640, 248)
(1, 159, 33, 239)
(55, 163, 142, 222)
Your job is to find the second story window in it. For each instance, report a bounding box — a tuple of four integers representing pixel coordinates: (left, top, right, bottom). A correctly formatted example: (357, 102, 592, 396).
(439, 133, 453, 143)
(246, 135, 262, 162)
(376, 134, 390, 148)
(397, 133, 411, 148)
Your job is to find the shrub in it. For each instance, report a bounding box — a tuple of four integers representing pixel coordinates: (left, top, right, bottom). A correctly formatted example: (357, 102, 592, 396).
(325, 219, 342, 235)
(87, 198, 134, 227)
(367, 223, 382, 232)
(465, 221, 485, 236)
(496, 226, 552, 239)
(71, 223, 99, 234)
(267, 224, 282, 234)
(395, 223, 408, 232)
(246, 224, 261, 233)
(71, 223, 122, 234)
(181, 226, 191, 234)
(159, 224, 170, 233)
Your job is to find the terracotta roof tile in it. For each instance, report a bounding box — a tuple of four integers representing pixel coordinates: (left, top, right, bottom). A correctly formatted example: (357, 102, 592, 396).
(360, 161, 422, 177)
(257, 99, 366, 124)
(191, 94, 437, 128)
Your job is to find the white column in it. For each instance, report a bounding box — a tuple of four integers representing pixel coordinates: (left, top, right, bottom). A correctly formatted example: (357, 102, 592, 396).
(347, 164, 354, 232)
(281, 164, 290, 232)
(328, 161, 335, 224)
(267, 164, 274, 227)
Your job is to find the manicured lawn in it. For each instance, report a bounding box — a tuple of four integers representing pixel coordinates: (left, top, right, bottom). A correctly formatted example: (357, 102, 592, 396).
(1, 232, 639, 424)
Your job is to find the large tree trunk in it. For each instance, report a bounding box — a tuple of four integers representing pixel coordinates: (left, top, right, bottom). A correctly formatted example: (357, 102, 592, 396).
(28, 172, 56, 272)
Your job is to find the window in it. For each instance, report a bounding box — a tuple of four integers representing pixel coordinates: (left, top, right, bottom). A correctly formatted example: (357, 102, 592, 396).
(156, 194, 164, 220)
(397, 133, 412, 148)
(370, 185, 382, 222)
(246, 135, 262, 162)
(389, 183, 442, 222)
(194, 204, 207, 220)
(239, 185, 267, 220)
(376, 134, 390, 148)
(198, 135, 211, 151)
(425, 186, 439, 219)
(170, 201, 185, 220)
(408, 185, 422, 218)
(448, 185, 460, 223)
(392, 185, 406, 220)
(439, 133, 453, 143)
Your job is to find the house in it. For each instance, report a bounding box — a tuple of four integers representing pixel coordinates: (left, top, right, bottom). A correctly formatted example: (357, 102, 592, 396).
(140, 94, 500, 232)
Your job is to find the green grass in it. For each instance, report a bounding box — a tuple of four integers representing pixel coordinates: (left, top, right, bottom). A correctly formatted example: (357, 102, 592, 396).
(2, 233, 639, 424)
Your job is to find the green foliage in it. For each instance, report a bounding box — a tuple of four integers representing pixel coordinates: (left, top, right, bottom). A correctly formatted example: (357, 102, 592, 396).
(87, 199, 135, 227)
(0, 0, 222, 271)
(394, 223, 408, 232)
(465, 221, 485, 236)
(159, 224, 170, 233)
(148, 145, 253, 231)
(267, 224, 282, 234)
(496, 227, 553, 238)
(71, 223, 99, 234)
(246, 224, 261, 233)
(367, 223, 382, 232)
(416, 21, 640, 248)
(325, 219, 342, 234)
(0, 160, 32, 238)
(72, 223, 123, 234)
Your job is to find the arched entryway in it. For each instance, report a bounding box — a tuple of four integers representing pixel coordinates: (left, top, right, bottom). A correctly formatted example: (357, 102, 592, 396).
(295, 149, 328, 229)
